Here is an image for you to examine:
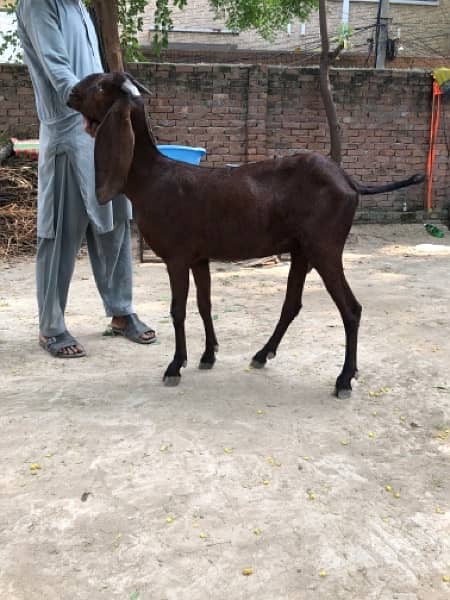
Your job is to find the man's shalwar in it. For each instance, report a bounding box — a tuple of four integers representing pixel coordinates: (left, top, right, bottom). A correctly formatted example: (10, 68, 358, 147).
(16, 0, 135, 338)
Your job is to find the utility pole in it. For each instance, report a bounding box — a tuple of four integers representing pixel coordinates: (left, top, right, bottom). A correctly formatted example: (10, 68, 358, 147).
(375, 0, 389, 69)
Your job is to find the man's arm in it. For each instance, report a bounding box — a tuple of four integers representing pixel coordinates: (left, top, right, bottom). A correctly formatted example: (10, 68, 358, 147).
(17, 0, 79, 104)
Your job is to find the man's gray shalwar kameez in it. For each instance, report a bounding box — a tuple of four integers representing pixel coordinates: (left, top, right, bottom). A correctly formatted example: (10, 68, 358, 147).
(16, 0, 134, 337)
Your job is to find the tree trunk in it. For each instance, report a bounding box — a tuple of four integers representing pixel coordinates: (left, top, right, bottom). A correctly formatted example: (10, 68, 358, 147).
(92, 0, 124, 72)
(318, 0, 341, 165)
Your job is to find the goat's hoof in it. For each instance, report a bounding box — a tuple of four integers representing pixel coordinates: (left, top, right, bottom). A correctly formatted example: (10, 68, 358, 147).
(199, 361, 214, 370)
(336, 387, 352, 400)
(164, 375, 181, 387)
(250, 358, 265, 369)
(214, 344, 219, 353)
(353, 370, 359, 380)
(267, 351, 276, 360)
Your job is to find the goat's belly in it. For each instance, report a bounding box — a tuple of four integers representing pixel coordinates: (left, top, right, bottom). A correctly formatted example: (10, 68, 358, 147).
(138, 216, 294, 262)
(205, 236, 293, 262)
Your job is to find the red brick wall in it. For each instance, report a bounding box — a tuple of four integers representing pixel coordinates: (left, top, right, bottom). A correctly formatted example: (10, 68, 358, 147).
(0, 65, 37, 137)
(1, 63, 448, 220)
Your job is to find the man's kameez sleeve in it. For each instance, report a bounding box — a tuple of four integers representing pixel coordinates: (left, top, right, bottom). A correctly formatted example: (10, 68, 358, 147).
(18, 0, 79, 104)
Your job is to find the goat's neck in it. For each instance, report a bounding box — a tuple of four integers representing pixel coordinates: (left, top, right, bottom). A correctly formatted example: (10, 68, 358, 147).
(124, 102, 160, 212)
(130, 101, 159, 159)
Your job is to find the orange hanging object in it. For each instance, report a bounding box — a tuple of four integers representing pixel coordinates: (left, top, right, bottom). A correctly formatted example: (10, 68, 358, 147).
(426, 80, 443, 213)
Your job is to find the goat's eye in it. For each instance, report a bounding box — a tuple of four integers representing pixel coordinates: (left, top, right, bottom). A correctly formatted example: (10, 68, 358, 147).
(98, 85, 104, 94)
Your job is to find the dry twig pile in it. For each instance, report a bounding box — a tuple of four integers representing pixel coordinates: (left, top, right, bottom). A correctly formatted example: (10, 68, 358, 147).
(0, 157, 37, 258)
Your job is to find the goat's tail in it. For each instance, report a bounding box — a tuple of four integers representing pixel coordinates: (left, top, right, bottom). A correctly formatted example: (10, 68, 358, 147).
(350, 173, 426, 196)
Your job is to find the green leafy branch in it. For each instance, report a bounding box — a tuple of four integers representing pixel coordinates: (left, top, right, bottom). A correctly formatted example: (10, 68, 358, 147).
(152, 0, 188, 54)
(0, 0, 150, 64)
(209, 0, 317, 41)
(118, 0, 147, 62)
(0, 1, 21, 63)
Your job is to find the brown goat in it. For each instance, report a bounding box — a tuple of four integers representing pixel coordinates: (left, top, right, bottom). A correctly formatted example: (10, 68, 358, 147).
(68, 72, 425, 397)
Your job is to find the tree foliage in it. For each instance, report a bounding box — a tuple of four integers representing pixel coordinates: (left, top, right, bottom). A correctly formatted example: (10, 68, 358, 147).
(209, 0, 317, 41)
(153, 0, 188, 54)
(117, 0, 147, 61)
(0, 1, 20, 61)
(1, 1, 321, 61)
(0, 0, 152, 62)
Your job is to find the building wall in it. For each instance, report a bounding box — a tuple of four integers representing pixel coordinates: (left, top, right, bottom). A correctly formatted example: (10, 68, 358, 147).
(140, 0, 449, 60)
(0, 63, 448, 220)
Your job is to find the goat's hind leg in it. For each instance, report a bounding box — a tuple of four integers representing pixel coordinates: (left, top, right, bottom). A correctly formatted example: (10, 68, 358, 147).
(192, 259, 218, 370)
(251, 252, 309, 368)
(312, 254, 361, 399)
(164, 260, 190, 386)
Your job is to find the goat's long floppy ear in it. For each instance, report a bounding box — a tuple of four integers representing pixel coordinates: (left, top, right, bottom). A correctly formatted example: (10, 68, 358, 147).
(94, 97, 135, 204)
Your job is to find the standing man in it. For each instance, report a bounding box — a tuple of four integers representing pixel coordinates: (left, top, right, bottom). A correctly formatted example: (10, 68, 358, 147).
(16, 0, 156, 357)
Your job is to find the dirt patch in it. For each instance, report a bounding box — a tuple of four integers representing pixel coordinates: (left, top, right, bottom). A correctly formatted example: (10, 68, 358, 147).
(1, 224, 450, 600)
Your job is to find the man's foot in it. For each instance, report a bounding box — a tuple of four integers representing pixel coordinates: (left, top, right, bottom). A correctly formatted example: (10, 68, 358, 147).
(110, 313, 156, 344)
(39, 331, 86, 358)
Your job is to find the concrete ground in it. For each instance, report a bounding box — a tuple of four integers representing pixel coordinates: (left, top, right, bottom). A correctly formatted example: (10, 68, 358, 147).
(1, 224, 450, 600)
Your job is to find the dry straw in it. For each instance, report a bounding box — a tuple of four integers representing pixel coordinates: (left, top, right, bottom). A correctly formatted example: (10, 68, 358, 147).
(0, 158, 37, 258)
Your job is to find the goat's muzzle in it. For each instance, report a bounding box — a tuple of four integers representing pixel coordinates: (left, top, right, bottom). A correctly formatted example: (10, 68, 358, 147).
(67, 89, 81, 111)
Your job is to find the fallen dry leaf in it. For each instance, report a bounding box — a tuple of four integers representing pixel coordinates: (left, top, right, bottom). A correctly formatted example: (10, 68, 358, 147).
(369, 387, 391, 398)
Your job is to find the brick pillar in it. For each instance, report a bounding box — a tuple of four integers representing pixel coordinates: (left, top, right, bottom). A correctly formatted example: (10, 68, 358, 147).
(245, 65, 268, 162)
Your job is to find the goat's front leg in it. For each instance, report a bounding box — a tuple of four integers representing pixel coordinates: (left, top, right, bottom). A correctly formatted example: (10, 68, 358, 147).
(192, 259, 218, 369)
(163, 260, 190, 386)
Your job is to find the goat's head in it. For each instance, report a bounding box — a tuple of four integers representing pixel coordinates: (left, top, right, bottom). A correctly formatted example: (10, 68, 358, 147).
(68, 72, 151, 204)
